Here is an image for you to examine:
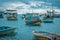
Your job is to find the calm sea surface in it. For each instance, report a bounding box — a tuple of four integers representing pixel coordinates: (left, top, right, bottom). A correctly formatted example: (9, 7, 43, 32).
(0, 14, 60, 40)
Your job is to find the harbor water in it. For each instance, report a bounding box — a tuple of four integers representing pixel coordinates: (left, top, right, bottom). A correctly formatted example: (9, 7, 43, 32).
(0, 14, 60, 40)
(0, 0, 60, 40)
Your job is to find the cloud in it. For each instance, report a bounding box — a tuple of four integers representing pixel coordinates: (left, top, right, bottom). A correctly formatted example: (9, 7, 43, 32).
(2, 2, 30, 10)
(0, 1, 60, 14)
(29, 1, 45, 8)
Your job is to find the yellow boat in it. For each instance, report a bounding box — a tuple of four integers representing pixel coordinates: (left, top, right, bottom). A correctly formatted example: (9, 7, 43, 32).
(33, 31, 60, 40)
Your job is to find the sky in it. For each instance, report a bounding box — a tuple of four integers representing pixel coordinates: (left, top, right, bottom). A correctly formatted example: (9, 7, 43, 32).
(0, 0, 60, 14)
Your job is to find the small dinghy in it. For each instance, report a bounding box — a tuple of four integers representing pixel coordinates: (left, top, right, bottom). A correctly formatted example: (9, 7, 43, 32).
(33, 31, 60, 40)
(0, 26, 16, 35)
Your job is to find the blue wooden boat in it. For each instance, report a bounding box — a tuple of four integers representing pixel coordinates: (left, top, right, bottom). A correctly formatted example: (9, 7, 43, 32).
(25, 20, 42, 25)
(0, 11, 4, 18)
(33, 31, 60, 40)
(6, 10, 17, 20)
(22, 13, 33, 20)
(43, 19, 53, 23)
(0, 26, 16, 35)
(25, 13, 42, 25)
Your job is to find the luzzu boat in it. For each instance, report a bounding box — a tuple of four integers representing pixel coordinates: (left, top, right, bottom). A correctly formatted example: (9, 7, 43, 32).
(25, 13, 42, 25)
(6, 10, 17, 20)
(33, 31, 60, 40)
(0, 26, 16, 35)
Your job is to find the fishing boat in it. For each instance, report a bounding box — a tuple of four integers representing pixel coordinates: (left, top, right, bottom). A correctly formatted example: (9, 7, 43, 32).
(43, 10, 54, 23)
(0, 26, 16, 35)
(0, 11, 4, 18)
(33, 31, 60, 40)
(42, 0, 55, 23)
(25, 13, 42, 25)
(6, 10, 17, 20)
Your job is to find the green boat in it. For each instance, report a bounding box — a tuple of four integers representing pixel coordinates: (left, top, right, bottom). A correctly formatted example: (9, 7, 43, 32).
(33, 31, 60, 40)
(0, 26, 16, 35)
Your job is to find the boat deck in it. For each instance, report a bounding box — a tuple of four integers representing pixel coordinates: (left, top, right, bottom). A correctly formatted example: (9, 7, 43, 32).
(0, 14, 60, 40)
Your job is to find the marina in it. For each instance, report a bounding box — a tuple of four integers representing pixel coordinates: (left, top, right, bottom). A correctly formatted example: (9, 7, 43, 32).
(0, 14, 60, 40)
(0, 0, 60, 40)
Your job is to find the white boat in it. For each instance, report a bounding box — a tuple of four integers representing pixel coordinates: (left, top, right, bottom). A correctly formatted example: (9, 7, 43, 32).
(33, 31, 60, 40)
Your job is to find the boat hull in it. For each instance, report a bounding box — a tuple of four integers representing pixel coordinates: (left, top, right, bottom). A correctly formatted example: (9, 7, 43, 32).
(43, 21, 53, 23)
(34, 35, 51, 40)
(33, 31, 60, 40)
(7, 17, 17, 20)
(43, 18, 53, 23)
(25, 20, 42, 25)
(0, 27, 16, 35)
